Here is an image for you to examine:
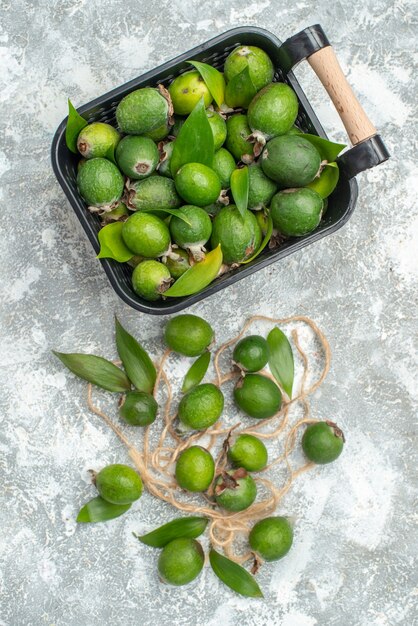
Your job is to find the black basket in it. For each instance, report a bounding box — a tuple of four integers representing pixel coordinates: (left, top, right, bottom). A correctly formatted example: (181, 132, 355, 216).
(51, 25, 389, 315)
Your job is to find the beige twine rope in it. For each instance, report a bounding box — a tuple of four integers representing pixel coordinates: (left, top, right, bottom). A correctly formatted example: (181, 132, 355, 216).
(86, 315, 331, 565)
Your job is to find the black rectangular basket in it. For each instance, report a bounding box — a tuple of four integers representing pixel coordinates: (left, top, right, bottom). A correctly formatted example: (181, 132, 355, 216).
(51, 25, 389, 315)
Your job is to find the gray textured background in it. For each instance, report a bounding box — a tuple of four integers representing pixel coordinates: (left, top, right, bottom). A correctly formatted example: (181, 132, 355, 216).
(1, 1, 417, 625)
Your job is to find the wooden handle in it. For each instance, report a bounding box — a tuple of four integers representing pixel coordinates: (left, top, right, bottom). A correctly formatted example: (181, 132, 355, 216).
(308, 46, 377, 146)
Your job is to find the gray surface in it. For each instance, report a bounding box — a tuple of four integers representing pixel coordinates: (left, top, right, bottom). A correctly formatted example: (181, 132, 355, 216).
(1, 1, 417, 625)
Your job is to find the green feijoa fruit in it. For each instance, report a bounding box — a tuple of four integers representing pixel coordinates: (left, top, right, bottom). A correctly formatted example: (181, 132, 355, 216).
(132, 260, 172, 301)
(127, 176, 181, 211)
(77, 158, 124, 207)
(214, 469, 257, 512)
(212, 148, 236, 189)
(211, 205, 262, 265)
(169, 205, 212, 261)
(178, 383, 224, 430)
(164, 248, 191, 278)
(247, 163, 277, 210)
(270, 188, 323, 237)
(224, 45, 274, 93)
(175, 163, 221, 207)
(169, 70, 213, 115)
(158, 140, 175, 178)
(115, 135, 159, 180)
(247, 83, 299, 142)
(207, 109, 227, 150)
(302, 421, 345, 464)
(165, 314, 214, 356)
(95, 464, 143, 505)
(261, 135, 321, 186)
(122, 212, 170, 257)
(234, 373, 282, 419)
(119, 390, 158, 426)
(249, 517, 293, 561)
(175, 446, 215, 492)
(77, 122, 121, 159)
(144, 122, 170, 141)
(225, 114, 254, 163)
(233, 335, 269, 372)
(158, 538, 204, 586)
(228, 434, 268, 472)
(116, 87, 169, 135)
(127, 176, 182, 212)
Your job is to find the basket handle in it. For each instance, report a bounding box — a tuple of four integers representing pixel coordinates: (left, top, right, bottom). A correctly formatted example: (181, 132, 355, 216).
(278, 24, 390, 178)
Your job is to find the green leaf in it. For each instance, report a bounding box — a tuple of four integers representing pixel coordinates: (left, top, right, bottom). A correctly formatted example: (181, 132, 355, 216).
(188, 61, 225, 108)
(140, 207, 192, 225)
(230, 167, 249, 219)
(241, 213, 273, 264)
(306, 162, 339, 199)
(295, 132, 346, 162)
(53, 351, 131, 392)
(77, 496, 131, 523)
(267, 327, 294, 398)
(170, 98, 214, 176)
(97, 222, 134, 262)
(164, 245, 223, 297)
(224, 65, 257, 109)
(115, 317, 156, 393)
(135, 517, 208, 547)
(182, 351, 211, 393)
(65, 99, 88, 154)
(209, 549, 264, 598)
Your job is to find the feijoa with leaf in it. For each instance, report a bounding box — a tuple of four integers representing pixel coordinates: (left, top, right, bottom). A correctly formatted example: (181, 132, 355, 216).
(169, 71, 213, 115)
(225, 65, 258, 109)
(187, 61, 225, 108)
